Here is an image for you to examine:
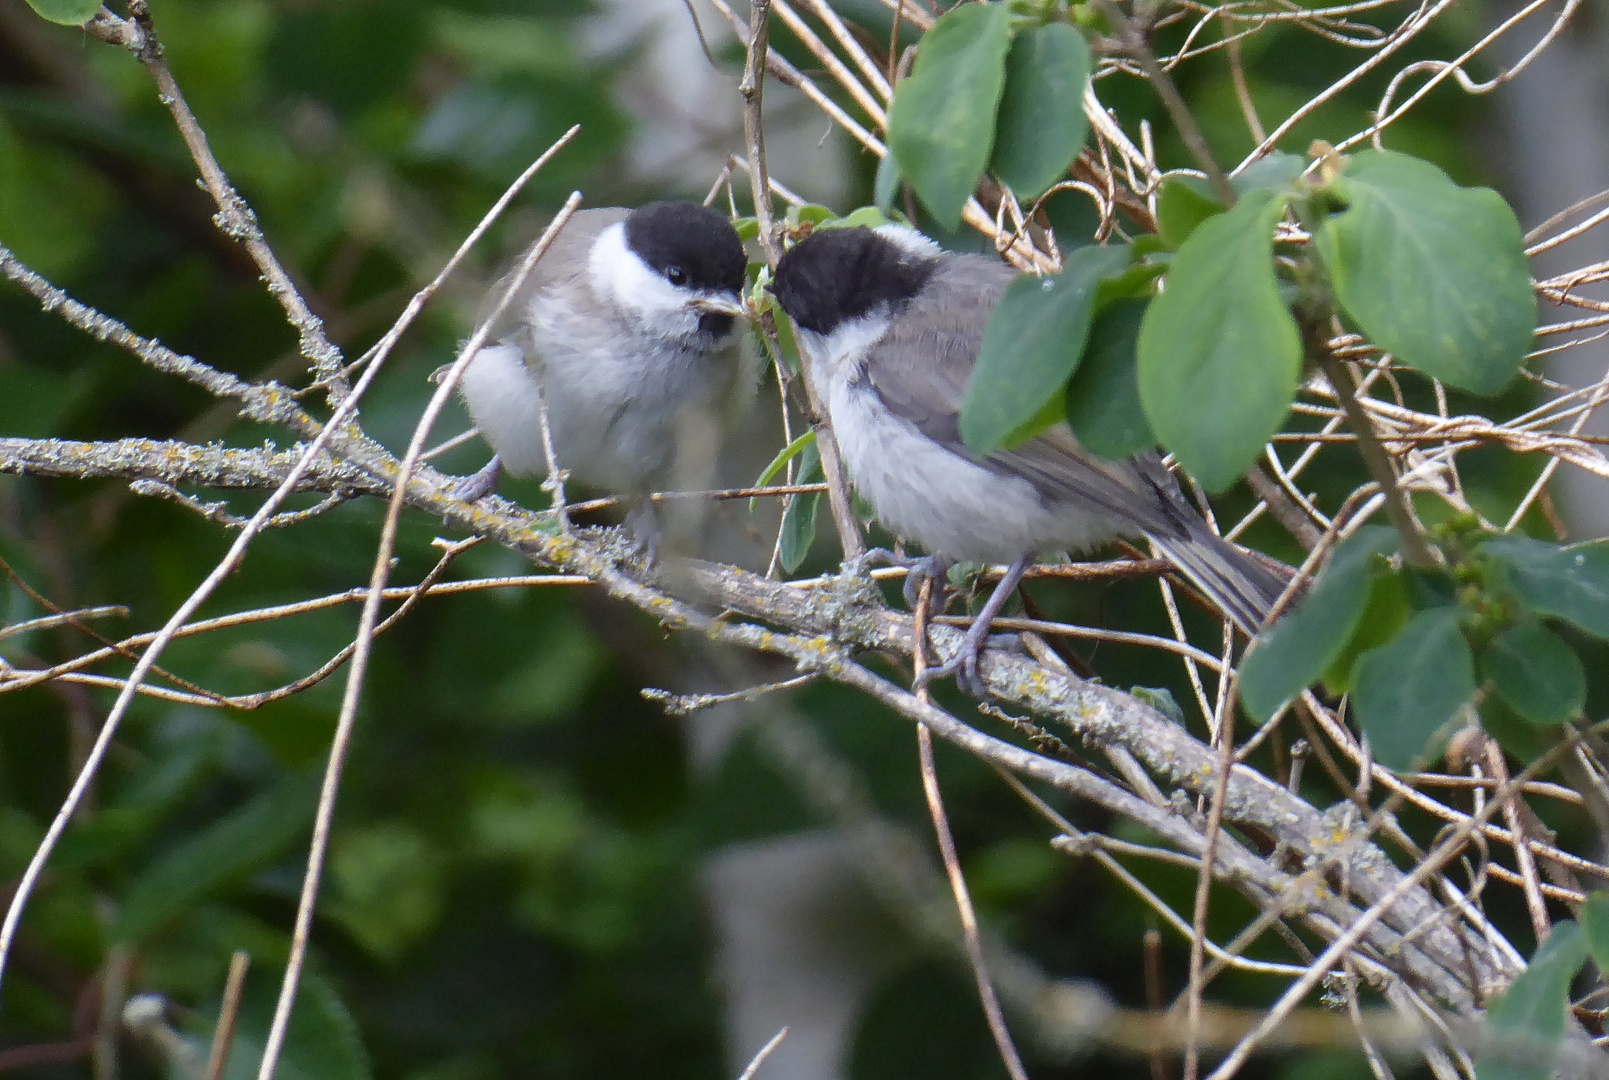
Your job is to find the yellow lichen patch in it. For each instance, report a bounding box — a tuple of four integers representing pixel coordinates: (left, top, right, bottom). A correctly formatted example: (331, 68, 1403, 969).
(545, 534, 579, 564)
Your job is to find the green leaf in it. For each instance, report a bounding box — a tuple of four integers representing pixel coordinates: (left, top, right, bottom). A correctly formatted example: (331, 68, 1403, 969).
(1232, 153, 1304, 195)
(113, 770, 318, 943)
(1583, 894, 1609, 972)
(990, 22, 1090, 201)
(825, 206, 897, 231)
(1320, 567, 1410, 693)
(1476, 920, 1586, 1080)
(779, 441, 824, 574)
(203, 970, 372, 1080)
(1137, 189, 1301, 492)
(1000, 388, 1070, 448)
(1065, 299, 1154, 459)
(23, 0, 101, 25)
(1480, 696, 1550, 765)
(1093, 258, 1165, 307)
(752, 430, 817, 499)
(1149, 156, 1302, 251)
(1239, 526, 1398, 721)
(1484, 536, 1609, 639)
(1155, 176, 1223, 250)
(1351, 607, 1475, 771)
(961, 244, 1132, 455)
(787, 204, 837, 227)
(1315, 150, 1536, 395)
(1583, 893, 1609, 975)
(1130, 686, 1184, 726)
(875, 152, 902, 214)
(1482, 619, 1586, 726)
(886, 3, 1014, 230)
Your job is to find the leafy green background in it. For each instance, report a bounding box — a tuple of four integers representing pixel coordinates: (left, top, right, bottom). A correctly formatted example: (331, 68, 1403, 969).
(0, 1, 1578, 1077)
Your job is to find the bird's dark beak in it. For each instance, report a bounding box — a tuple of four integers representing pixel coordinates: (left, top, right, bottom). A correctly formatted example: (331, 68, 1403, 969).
(689, 292, 746, 318)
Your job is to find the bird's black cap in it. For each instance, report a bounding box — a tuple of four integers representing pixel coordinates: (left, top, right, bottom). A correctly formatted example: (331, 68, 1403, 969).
(623, 201, 746, 294)
(771, 226, 936, 334)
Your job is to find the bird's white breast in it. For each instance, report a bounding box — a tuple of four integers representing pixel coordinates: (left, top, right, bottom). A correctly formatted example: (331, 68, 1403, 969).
(807, 314, 1133, 563)
(460, 252, 742, 494)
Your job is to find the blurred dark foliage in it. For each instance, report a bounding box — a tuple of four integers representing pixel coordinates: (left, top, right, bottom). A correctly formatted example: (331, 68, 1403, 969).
(0, 1, 1554, 1078)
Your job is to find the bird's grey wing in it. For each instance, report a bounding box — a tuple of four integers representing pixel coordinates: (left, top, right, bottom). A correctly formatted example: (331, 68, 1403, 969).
(476, 207, 628, 342)
(860, 254, 1184, 537)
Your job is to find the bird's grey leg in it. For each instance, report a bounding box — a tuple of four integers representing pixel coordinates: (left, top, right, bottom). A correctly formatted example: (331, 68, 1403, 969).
(451, 455, 504, 502)
(917, 557, 1027, 698)
(625, 501, 662, 566)
(842, 549, 951, 615)
(901, 554, 953, 616)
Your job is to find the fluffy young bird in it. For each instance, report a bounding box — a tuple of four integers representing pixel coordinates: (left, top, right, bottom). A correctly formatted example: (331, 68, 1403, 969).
(771, 224, 1286, 694)
(454, 201, 751, 555)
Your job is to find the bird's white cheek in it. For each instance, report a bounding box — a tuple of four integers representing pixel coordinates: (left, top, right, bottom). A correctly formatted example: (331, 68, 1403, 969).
(588, 221, 697, 334)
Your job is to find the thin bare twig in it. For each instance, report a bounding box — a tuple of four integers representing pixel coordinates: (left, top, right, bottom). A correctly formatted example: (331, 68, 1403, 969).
(1181, 644, 1241, 1080)
(205, 953, 251, 1080)
(254, 189, 586, 1080)
(1315, 353, 1436, 565)
(737, 0, 864, 562)
(86, 4, 345, 397)
(913, 580, 1029, 1080)
(736, 1027, 788, 1080)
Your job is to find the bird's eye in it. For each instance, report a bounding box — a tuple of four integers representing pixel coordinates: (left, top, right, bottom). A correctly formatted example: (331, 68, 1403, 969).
(664, 266, 688, 286)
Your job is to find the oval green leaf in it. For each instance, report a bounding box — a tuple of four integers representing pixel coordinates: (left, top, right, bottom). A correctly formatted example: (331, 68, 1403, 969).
(1231, 152, 1304, 196)
(1482, 619, 1586, 726)
(1479, 696, 1550, 765)
(1238, 526, 1399, 721)
(1583, 893, 1609, 977)
(990, 22, 1091, 201)
(1065, 299, 1155, 459)
(1351, 606, 1475, 771)
(780, 440, 824, 573)
(1476, 920, 1585, 1080)
(886, 3, 1014, 230)
(875, 152, 902, 214)
(1320, 567, 1411, 694)
(961, 244, 1132, 455)
(1137, 189, 1301, 492)
(1484, 535, 1609, 639)
(1155, 176, 1223, 250)
(206, 970, 373, 1080)
(24, 0, 101, 25)
(751, 429, 815, 513)
(1315, 150, 1537, 396)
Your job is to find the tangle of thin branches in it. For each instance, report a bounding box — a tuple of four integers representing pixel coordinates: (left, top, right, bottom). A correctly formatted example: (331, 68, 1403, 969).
(2, 0, 1608, 1077)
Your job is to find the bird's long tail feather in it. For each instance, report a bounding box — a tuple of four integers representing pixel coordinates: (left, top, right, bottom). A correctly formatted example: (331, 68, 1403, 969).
(1147, 527, 1291, 636)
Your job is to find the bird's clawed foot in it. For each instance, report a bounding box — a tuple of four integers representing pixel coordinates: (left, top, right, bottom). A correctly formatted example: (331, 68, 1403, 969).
(901, 555, 955, 617)
(845, 550, 954, 616)
(451, 455, 504, 502)
(912, 557, 1028, 699)
(916, 629, 1024, 699)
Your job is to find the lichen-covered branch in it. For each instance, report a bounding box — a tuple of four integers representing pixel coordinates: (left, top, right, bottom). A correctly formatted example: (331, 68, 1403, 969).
(0, 438, 383, 495)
